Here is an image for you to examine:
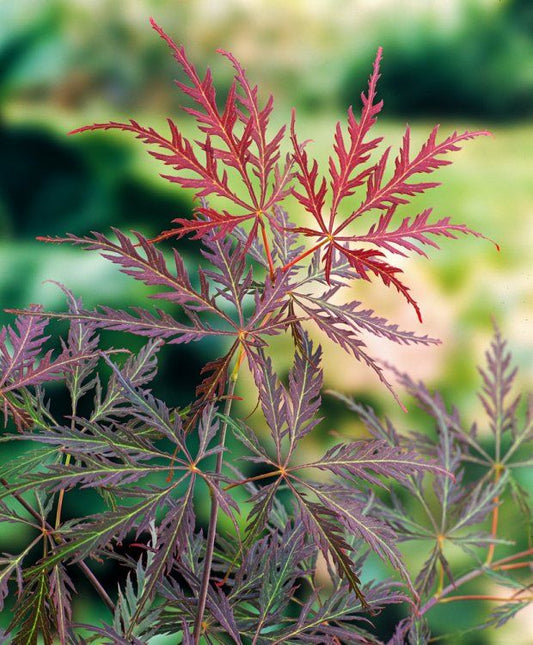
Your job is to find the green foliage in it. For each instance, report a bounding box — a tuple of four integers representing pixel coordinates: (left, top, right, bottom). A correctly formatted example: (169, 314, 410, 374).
(342, 1, 533, 121)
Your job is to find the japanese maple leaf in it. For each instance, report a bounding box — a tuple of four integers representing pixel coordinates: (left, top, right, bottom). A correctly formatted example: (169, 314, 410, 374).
(288, 48, 492, 321)
(69, 19, 293, 277)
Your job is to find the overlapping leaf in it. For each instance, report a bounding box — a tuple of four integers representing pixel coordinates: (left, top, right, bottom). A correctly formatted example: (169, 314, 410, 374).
(304, 439, 448, 487)
(0, 306, 100, 429)
(49, 564, 75, 645)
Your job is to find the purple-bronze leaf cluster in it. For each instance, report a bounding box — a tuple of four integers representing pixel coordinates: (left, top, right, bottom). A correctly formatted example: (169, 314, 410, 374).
(0, 18, 529, 645)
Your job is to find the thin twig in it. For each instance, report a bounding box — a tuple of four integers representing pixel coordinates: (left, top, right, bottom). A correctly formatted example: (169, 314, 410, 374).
(440, 594, 531, 604)
(193, 369, 239, 643)
(496, 561, 532, 573)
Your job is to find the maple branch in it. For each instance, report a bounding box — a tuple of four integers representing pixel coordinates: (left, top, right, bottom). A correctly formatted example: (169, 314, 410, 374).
(0, 477, 115, 613)
(193, 357, 240, 644)
(439, 594, 532, 604)
(76, 560, 116, 614)
(418, 548, 533, 619)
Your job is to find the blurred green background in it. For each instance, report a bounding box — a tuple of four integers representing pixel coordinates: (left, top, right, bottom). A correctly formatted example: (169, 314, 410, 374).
(0, 0, 531, 642)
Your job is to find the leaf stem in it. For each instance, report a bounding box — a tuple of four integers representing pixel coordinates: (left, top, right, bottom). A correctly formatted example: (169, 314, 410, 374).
(193, 359, 240, 643)
(418, 547, 533, 619)
(258, 215, 275, 280)
(440, 594, 531, 604)
(496, 561, 532, 572)
(492, 548, 533, 567)
(485, 465, 503, 565)
(54, 454, 71, 529)
(55, 403, 77, 529)
(223, 469, 282, 491)
(281, 239, 327, 273)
